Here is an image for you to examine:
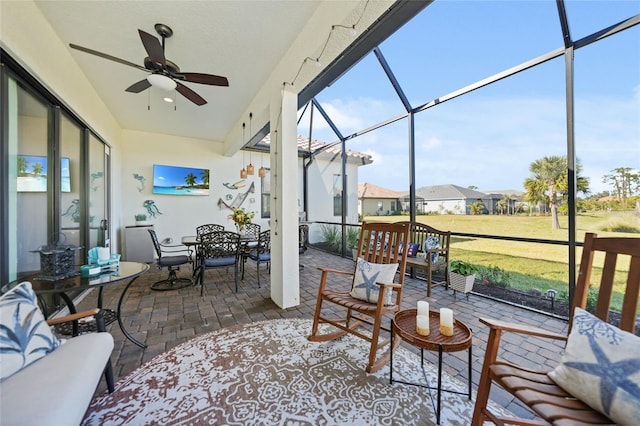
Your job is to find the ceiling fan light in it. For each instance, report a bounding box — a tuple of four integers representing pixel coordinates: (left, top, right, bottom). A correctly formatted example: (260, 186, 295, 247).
(147, 74, 177, 91)
(163, 96, 174, 103)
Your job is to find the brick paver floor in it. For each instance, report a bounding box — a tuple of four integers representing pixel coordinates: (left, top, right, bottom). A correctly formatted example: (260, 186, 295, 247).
(73, 247, 569, 420)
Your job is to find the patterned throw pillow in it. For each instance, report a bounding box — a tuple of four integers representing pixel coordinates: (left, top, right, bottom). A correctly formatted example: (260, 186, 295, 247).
(350, 257, 398, 305)
(424, 236, 440, 263)
(399, 242, 420, 258)
(548, 307, 640, 425)
(0, 282, 62, 380)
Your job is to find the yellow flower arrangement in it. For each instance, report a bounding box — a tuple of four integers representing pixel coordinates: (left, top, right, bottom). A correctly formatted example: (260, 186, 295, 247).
(228, 207, 254, 232)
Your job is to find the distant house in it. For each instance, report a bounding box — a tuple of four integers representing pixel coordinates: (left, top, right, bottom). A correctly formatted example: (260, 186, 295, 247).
(359, 183, 524, 216)
(357, 183, 405, 216)
(410, 184, 493, 215)
(483, 189, 524, 214)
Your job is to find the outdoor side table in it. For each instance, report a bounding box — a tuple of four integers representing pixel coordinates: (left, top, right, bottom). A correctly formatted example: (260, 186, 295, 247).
(3, 261, 150, 349)
(391, 308, 473, 425)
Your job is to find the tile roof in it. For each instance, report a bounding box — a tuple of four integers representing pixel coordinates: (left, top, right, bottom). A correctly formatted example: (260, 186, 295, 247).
(412, 184, 490, 200)
(259, 135, 373, 165)
(358, 182, 405, 198)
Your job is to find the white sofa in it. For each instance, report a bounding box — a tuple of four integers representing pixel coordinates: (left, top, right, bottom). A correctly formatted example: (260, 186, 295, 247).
(1, 282, 114, 426)
(1, 331, 114, 425)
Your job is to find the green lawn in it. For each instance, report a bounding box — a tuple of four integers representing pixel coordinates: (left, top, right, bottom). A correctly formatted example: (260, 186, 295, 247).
(362, 211, 639, 310)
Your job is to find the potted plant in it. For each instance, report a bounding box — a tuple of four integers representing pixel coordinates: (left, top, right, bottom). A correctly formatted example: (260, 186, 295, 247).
(135, 213, 148, 226)
(448, 260, 478, 298)
(228, 207, 254, 233)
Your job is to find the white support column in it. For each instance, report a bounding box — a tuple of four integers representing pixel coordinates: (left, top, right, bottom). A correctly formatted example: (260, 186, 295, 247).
(269, 86, 300, 308)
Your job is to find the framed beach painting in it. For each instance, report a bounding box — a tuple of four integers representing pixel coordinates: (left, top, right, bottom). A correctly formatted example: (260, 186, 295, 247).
(17, 155, 71, 192)
(153, 164, 210, 196)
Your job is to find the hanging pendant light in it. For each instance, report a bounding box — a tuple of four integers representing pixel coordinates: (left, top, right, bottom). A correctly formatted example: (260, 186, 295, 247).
(246, 113, 254, 175)
(240, 122, 247, 179)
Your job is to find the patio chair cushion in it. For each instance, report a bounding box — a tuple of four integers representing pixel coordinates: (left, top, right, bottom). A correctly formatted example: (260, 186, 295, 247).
(158, 255, 190, 267)
(548, 307, 640, 425)
(0, 282, 63, 380)
(350, 257, 398, 305)
(424, 236, 440, 263)
(203, 257, 237, 267)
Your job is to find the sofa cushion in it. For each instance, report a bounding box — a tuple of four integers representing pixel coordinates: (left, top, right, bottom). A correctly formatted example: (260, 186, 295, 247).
(548, 307, 640, 425)
(350, 257, 398, 305)
(0, 281, 62, 380)
(0, 332, 114, 426)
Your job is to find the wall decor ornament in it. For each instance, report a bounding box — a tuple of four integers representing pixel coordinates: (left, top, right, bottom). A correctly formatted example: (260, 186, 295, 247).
(223, 180, 246, 190)
(90, 172, 103, 192)
(217, 182, 255, 211)
(62, 199, 80, 223)
(133, 173, 146, 192)
(143, 200, 163, 218)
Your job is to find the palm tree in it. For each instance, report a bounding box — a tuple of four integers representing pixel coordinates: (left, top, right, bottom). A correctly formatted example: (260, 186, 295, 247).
(200, 169, 210, 187)
(496, 198, 507, 215)
(526, 155, 589, 229)
(501, 193, 512, 215)
(17, 156, 27, 175)
(31, 162, 44, 177)
(184, 173, 197, 187)
(523, 177, 547, 216)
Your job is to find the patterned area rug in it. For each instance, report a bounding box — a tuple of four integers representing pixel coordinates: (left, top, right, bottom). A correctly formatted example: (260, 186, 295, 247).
(83, 319, 511, 425)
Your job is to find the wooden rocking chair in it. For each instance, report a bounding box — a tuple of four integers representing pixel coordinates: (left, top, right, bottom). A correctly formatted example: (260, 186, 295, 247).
(471, 232, 640, 425)
(308, 221, 410, 373)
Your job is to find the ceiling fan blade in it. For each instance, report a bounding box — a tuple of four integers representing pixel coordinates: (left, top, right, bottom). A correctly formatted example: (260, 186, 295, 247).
(176, 82, 207, 106)
(138, 29, 166, 67)
(69, 43, 148, 71)
(178, 73, 229, 87)
(126, 79, 152, 93)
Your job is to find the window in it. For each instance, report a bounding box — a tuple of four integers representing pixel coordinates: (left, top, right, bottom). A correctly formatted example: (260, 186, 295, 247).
(261, 168, 271, 218)
(333, 174, 342, 216)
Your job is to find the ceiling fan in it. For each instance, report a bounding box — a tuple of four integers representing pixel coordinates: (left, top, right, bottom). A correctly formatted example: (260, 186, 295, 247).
(69, 23, 228, 106)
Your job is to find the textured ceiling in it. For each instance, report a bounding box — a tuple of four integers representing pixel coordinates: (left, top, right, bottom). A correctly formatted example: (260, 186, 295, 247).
(31, 0, 396, 150)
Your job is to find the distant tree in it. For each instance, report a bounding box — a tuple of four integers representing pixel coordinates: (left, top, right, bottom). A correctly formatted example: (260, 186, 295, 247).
(602, 167, 639, 202)
(501, 193, 512, 215)
(185, 173, 197, 187)
(524, 155, 589, 229)
(17, 156, 27, 175)
(200, 169, 210, 186)
(468, 185, 478, 190)
(523, 177, 547, 216)
(31, 162, 43, 176)
(469, 200, 485, 215)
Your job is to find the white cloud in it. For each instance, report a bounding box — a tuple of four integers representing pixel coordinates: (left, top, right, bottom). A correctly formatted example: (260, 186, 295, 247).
(299, 90, 638, 195)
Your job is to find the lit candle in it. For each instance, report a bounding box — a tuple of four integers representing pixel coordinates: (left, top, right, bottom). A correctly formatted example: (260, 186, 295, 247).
(440, 308, 454, 336)
(417, 301, 429, 316)
(416, 315, 430, 336)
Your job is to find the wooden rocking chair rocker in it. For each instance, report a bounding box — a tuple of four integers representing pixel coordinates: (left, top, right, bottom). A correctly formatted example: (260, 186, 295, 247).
(308, 221, 410, 373)
(471, 232, 640, 425)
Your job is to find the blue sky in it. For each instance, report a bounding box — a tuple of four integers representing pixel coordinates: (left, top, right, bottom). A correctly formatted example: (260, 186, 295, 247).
(153, 164, 208, 187)
(299, 0, 639, 195)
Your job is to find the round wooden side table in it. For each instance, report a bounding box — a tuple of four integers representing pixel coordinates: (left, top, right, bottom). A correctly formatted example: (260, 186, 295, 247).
(391, 308, 473, 425)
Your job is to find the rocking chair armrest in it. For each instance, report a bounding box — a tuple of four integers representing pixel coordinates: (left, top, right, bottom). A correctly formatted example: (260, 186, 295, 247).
(375, 281, 402, 289)
(317, 267, 354, 277)
(479, 317, 567, 341)
(46, 308, 102, 326)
